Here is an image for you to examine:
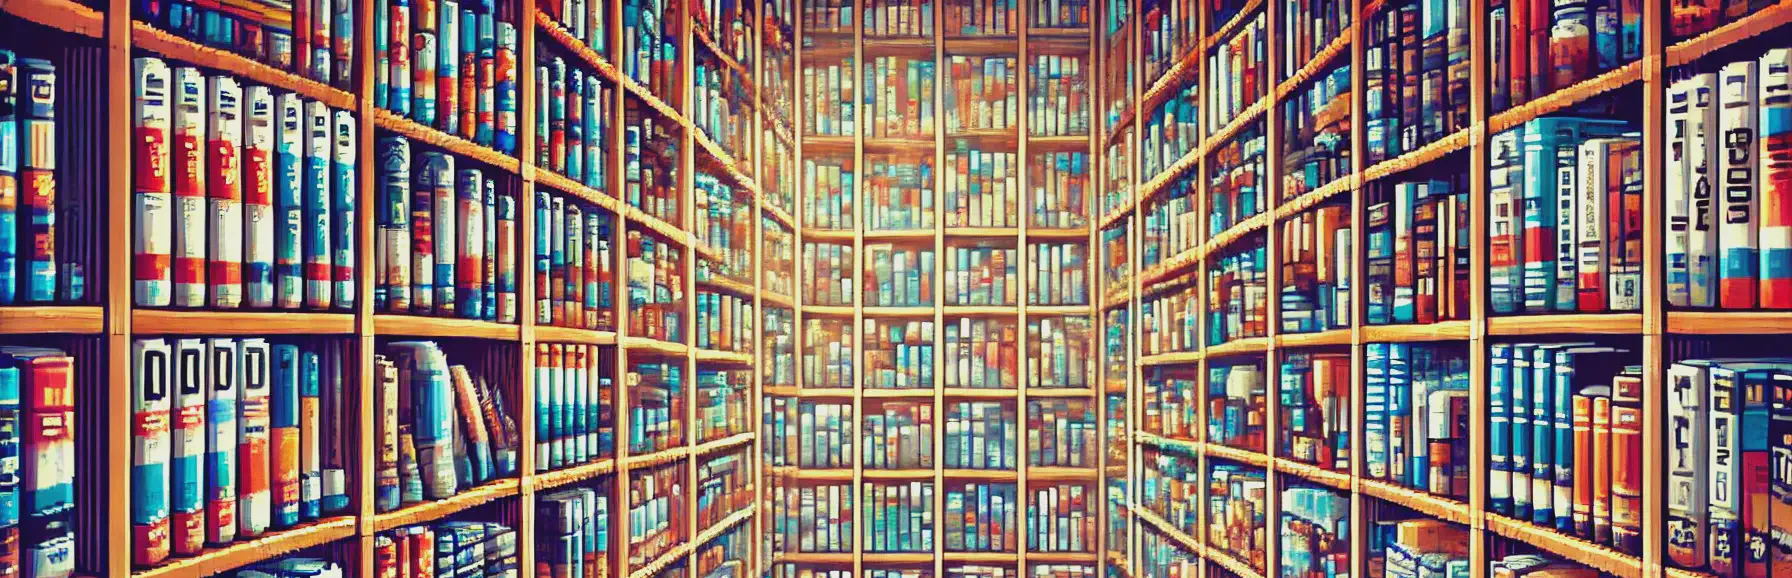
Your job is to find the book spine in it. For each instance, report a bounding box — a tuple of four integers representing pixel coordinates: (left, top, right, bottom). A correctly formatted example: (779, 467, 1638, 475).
(414, 153, 444, 314)
(458, 169, 486, 318)
(1612, 139, 1644, 311)
(1489, 128, 1523, 314)
(204, 338, 239, 545)
(1576, 138, 1610, 311)
(1711, 365, 1741, 577)
(269, 345, 300, 527)
(1689, 74, 1721, 307)
(205, 76, 244, 309)
(433, 158, 458, 316)
(331, 111, 356, 310)
(498, 191, 517, 323)
(1612, 371, 1644, 555)
(1761, 49, 1792, 308)
(244, 87, 276, 308)
(1719, 61, 1760, 309)
(17, 350, 74, 578)
(379, 137, 413, 312)
(1668, 78, 1695, 307)
(299, 348, 321, 519)
(273, 95, 303, 309)
(132, 339, 173, 565)
(172, 68, 208, 308)
(134, 58, 174, 307)
(1520, 122, 1559, 312)
(17, 61, 53, 303)
(238, 339, 272, 538)
(303, 102, 333, 309)
(170, 338, 206, 555)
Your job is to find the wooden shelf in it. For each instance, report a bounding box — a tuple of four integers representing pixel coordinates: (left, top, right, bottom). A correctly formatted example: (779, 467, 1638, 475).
(132, 21, 356, 110)
(1205, 336, 1270, 359)
(761, 290, 798, 309)
(1361, 320, 1472, 343)
(863, 229, 935, 241)
(694, 431, 755, 456)
(1028, 227, 1091, 240)
(1206, 546, 1266, 578)
(865, 552, 939, 563)
(534, 325, 620, 345)
(1484, 513, 1643, 578)
(862, 468, 933, 479)
(770, 466, 854, 481)
(135, 310, 356, 336)
(764, 202, 797, 229)
(942, 469, 1020, 481)
(1667, 1, 1792, 67)
(1486, 313, 1642, 336)
(803, 305, 855, 316)
(629, 542, 695, 578)
(534, 11, 623, 83)
(942, 388, 1019, 399)
(373, 108, 521, 173)
(0, 306, 102, 334)
(1358, 478, 1471, 525)
(1273, 29, 1353, 101)
(1667, 310, 1792, 334)
(695, 505, 758, 546)
(1487, 62, 1642, 135)
(371, 479, 521, 532)
(534, 165, 623, 212)
(1027, 466, 1100, 481)
(803, 229, 856, 242)
(623, 446, 689, 469)
(130, 517, 358, 578)
(1273, 176, 1353, 221)
(373, 314, 519, 340)
(1031, 304, 1093, 316)
(1360, 126, 1472, 184)
(941, 552, 1018, 563)
(864, 136, 936, 153)
(862, 306, 935, 317)
(622, 336, 688, 356)
(1204, 443, 1270, 468)
(1272, 458, 1350, 491)
(1275, 329, 1351, 348)
(1139, 350, 1202, 367)
(694, 347, 753, 365)
(1135, 432, 1201, 456)
(776, 553, 854, 564)
(1028, 552, 1100, 563)
(3, 0, 103, 38)
(1028, 135, 1091, 150)
(1027, 388, 1097, 398)
(763, 386, 856, 399)
(532, 458, 617, 492)
(944, 305, 1020, 316)
(693, 26, 753, 80)
(862, 388, 934, 399)
(694, 130, 761, 195)
(1134, 507, 1203, 555)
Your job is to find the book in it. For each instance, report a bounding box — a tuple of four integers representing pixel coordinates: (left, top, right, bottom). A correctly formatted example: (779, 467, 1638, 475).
(861, 481, 932, 553)
(1028, 54, 1089, 138)
(171, 67, 207, 308)
(1205, 14, 1266, 130)
(1208, 124, 1268, 236)
(1280, 64, 1353, 201)
(803, 155, 855, 230)
(1206, 240, 1270, 346)
(626, 463, 686, 565)
(863, 401, 933, 469)
(763, 308, 796, 388)
(801, 241, 853, 306)
(1143, 81, 1198, 179)
(0, 347, 72, 578)
(132, 339, 173, 565)
(1140, 278, 1200, 356)
(1026, 400, 1095, 467)
(767, 480, 852, 553)
(1028, 316, 1091, 389)
(863, 155, 934, 232)
(1142, 368, 1200, 441)
(1278, 203, 1353, 333)
(802, 58, 856, 137)
(944, 146, 1018, 228)
(695, 172, 754, 283)
(139, 0, 335, 86)
(1208, 463, 1268, 570)
(863, 56, 935, 139)
(1279, 353, 1351, 472)
(945, 401, 1017, 470)
(134, 58, 175, 308)
(863, 0, 935, 36)
(763, 397, 851, 468)
(626, 360, 685, 455)
(944, 481, 1016, 552)
(694, 369, 744, 446)
(1028, 243, 1088, 306)
(943, 317, 1019, 389)
(863, 244, 935, 308)
(1281, 485, 1349, 578)
(945, 0, 1016, 34)
(945, 243, 1018, 306)
(237, 339, 272, 538)
(862, 320, 934, 390)
(946, 55, 1018, 134)
(203, 338, 239, 545)
(622, 102, 682, 223)
(802, 317, 853, 389)
(1031, 151, 1089, 229)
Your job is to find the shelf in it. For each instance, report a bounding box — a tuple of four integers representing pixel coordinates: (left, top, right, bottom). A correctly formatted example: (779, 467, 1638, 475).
(862, 306, 935, 317)
(862, 468, 933, 479)
(630, 541, 695, 578)
(0, 306, 102, 335)
(863, 36, 936, 55)
(622, 336, 688, 357)
(804, 135, 855, 153)
(1361, 320, 1472, 343)
(133, 21, 356, 110)
(1273, 29, 1353, 101)
(1028, 552, 1100, 563)
(941, 552, 1018, 563)
(532, 458, 617, 492)
(130, 517, 358, 578)
(803, 305, 855, 316)
(864, 136, 936, 153)
(866, 552, 939, 563)
(1486, 61, 1642, 135)
(1205, 336, 1270, 359)
(1273, 176, 1353, 221)
(1204, 443, 1270, 468)
(534, 325, 619, 345)
(1275, 329, 1350, 348)
(763, 386, 856, 398)
(4, 0, 102, 38)
(374, 108, 521, 173)
(1030, 305, 1093, 316)
(944, 305, 1020, 316)
(1134, 507, 1204, 555)
(775, 553, 854, 564)
(1134, 432, 1201, 456)
(695, 505, 758, 547)
(1028, 228, 1091, 240)
(619, 74, 684, 129)
(942, 469, 1020, 481)
(1102, 284, 1133, 309)
(942, 388, 1019, 399)
(1206, 546, 1266, 578)
(1028, 135, 1091, 150)
(1357, 478, 1471, 525)
(694, 130, 761, 195)
(534, 11, 623, 83)
(373, 314, 520, 340)
(1027, 466, 1099, 481)
(534, 165, 623, 213)
(623, 446, 689, 469)
(1026, 388, 1097, 398)
(764, 203, 797, 229)
(1667, 2, 1792, 67)
(136, 310, 356, 336)
(372, 479, 521, 532)
(694, 347, 754, 364)
(803, 229, 856, 242)
(862, 389, 934, 399)
(694, 431, 755, 456)
(944, 35, 1022, 54)
(769, 466, 853, 481)
(1200, 212, 1272, 261)
(693, 26, 753, 81)
(1486, 313, 1642, 336)
(1272, 458, 1350, 491)
(1484, 513, 1643, 578)
(863, 229, 935, 241)
(761, 290, 798, 309)
(1139, 350, 1202, 367)
(1667, 310, 1792, 334)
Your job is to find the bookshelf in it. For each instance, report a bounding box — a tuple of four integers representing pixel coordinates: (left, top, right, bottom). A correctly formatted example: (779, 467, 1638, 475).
(1102, 3, 1792, 578)
(0, 0, 783, 576)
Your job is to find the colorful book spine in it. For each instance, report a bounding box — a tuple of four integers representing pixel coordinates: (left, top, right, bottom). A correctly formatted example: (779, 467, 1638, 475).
(206, 76, 244, 309)
(5, 347, 74, 578)
(237, 339, 272, 538)
(1688, 74, 1721, 308)
(1489, 127, 1523, 314)
(332, 110, 355, 310)
(274, 95, 304, 309)
(132, 339, 173, 565)
(1761, 49, 1792, 308)
(270, 344, 301, 529)
(170, 337, 206, 556)
(244, 87, 276, 308)
(172, 68, 207, 308)
(134, 58, 174, 307)
(1719, 61, 1760, 309)
(302, 101, 332, 309)
(497, 191, 517, 323)
(377, 137, 411, 312)
(298, 348, 321, 519)
(204, 338, 239, 545)
(17, 60, 52, 303)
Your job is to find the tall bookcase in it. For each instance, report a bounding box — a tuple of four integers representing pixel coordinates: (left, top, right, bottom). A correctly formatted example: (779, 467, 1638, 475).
(1099, 3, 1792, 578)
(771, 2, 1103, 577)
(0, 0, 789, 576)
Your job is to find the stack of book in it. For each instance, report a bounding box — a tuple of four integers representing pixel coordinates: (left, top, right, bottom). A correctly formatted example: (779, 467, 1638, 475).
(1206, 241, 1270, 346)
(947, 55, 1019, 133)
(1365, 0, 1470, 159)
(864, 320, 935, 389)
(627, 462, 686, 566)
(1142, 530, 1200, 578)
(546, 0, 609, 51)
(373, 138, 516, 322)
(763, 308, 796, 387)
(944, 0, 1017, 35)
(625, 229, 684, 343)
(1205, 13, 1266, 130)
(696, 450, 752, 527)
(945, 147, 1019, 227)
(1279, 352, 1351, 471)
(945, 401, 1019, 470)
(1027, 399, 1096, 466)
(864, 56, 937, 139)
(626, 360, 684, 455)
(1028, 54, 1090, 137)
(695, 369, 749, 442)
(1281, 485, 1349, 578)
(134, 339, 347, 565)
(539, 487, 610, 578)
(624, 104, 682, 222)
(1028, 316, 1091, 388)
(1029, 484, 1094, 552)
(134, 60, 356, 311)
(763, 398, 852, 468)
(1141, 283, 1200, 355)
(623, 0, 679, 97)
(373, 341, 520, 511)
(1207, 124, 1267, 236)
(694, 56, 751, 157)
(862, 481, 934, 552)
(0, 55, 79, 306)
(373, 521, 519, 578)
(802, 317, 854, 388)
(537, 54, 613, 189)
(1030, 151, 1090, 228)
(1489, 0, 1638, 114)
(864, 0, 935, 36)
(1207, 463, 1268, 571)
(533, 343, 614, 473)
(1366, 342, 1470, 498)
(1028, 243, 1089, 306)
(1369, 519, 1468, 578)
(373, 2, 520, 154)
(943, 317, 1019, 389)
(803, 59, 857, 137)
(946, 243, 1019, 305)
(1278, 202, 1351, 333)
(944, 481, 1018, 552)
(696, 172, 753, 282)
(865, 244, 937, 307)
(694, 290, 753, 353)
(1143, 81, 1199, 178)
(866, 155, 935, 231)
(532, 189, 612, 330)
(768, 481, 854, 553)
(1280, 64, 1352, 200)
(140, 0, 352, 88)
(1140, 448, 1200, 531)
(804, 156, 855, 230)
(864, 401, 934, 468)
(1281, 0, 1350, 77)
(1142, 368, 1199, 440)
(1208, 362, 1267, 450)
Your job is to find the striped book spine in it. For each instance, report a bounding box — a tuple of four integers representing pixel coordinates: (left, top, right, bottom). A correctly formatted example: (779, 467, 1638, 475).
(298, 348, 321, 520)
(433, 158, 459, 316)
(497, 21, 517, 153)
(321, 347, 348, 514)
(1711, 364, 1742, 577)
(1488, 127, 1523, 314)
(413, 0, 437, 125)
(374, 0, 390, 109)
(1668, 361, 1712, 569)
(458, 168, 486, 318)
(172, 68, 207, 308)
(1761, 49, 1792, 308)
(206, 76, 244, 309)
(583, 209, 601, 329)
(1511, 344, 1534, 519)
(7, 348, 74, 578)
(550, 195, 565, 324)
(131, 339, 173, 565)
(1365, 343, 1389, 480)
(18, 60, 53, 303)
(438, 0, 460, 134)
(459, 7, 479, 141)
(170, 338, 206, 555)
(566, 204, 583, 325)
(331, 0, 352, 87)
(1576, 138, 1612, 312)
(450, 365, 493, 484)
(269, 344, 300, 529)
(204, 338, 239, 545)
(482, 178, 496, 320)
(1610, 138, 1644, 311)
(332, 110, 356, 310)
(414, 152, 446, 314)
(1520, 120, 1562, 312)
(1688, 73, 1721, 307)
(237, 339, 271, 538)
(547, 58, 565, 174)
(498, 190, 519, 324)
(535, 191, 551, 324)
(388, 0, 413, 117)
(533, 345, 550, 472)
(378, 136, 413, 312)
(244, 86, 276, 308)
(308, 0, 333, 84)
(1612, 369, 1644, 554)
(475, 13, 496, 146)
(1668, 79, 1694, 306)
(133, 58, 174, 307)
(374, 356, 400, 511)
(274, 95, 305, 309)
(0, 52, 14, 305)
(566, 69, 584, 181)
(1742, 368, 1775, 578)
(1719, 61, 1760, 309)
(303, 101, 333, 309)
(582, 81, 602, 189)
(0, 358, 14, 574)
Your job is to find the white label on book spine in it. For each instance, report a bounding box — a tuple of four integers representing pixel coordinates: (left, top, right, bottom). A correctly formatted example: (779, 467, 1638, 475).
(133, 58, 174, 307)
(244, 86, 276, 308)
(171, 68, 207, 308)
(206, 76, 244, 309)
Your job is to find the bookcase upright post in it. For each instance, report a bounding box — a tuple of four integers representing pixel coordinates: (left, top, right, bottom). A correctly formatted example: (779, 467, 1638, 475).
(104, 0, 136, 576)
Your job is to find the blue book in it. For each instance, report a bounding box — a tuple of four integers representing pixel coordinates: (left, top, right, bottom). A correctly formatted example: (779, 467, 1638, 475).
(535, 191, 552, 324)
(269, 344, 304, 526)
(331, 111, 355, 311)
(1366, 343, 1390, 480)
(1388, 344, 1412, 485)
(204, 339, 239, 545)
(1490, 343, 1511, 515)
(373, 0, 389, 110)
(19, 60, 54, 303)
(302, 103, 333, 310)
(1510, 344, 1535, 520)
(475, 14, 496, 147)
(1529, 345, 1562, 526)
(274, 95, 305, 309)
(0, 51, 16, 305)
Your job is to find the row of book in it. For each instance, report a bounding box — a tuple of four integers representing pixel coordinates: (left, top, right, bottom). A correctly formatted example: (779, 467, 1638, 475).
(764, 220, 796, 298)
(0, 54, 76, 306)
(804, 155, 856, 232)
(1367, 343, 1470, 498)
(1027, 317, 1091, 388)
(1031, 151, 1090, 229)
(865, 401, 932, 468)
(1278, 203, 1351, 333)
(803, 59, 857, 137)
(537, 54, 614, 189)
(862, 481, 933, 553)
(763, 308, 796, 387)
(1281, 0, 1350, 79)
(1205, 14, 1266, 132)
(545, 0, 609, 54)
(533, 343, 613, 474)
(802, 318, 854, 388)
(801, 0, 855, 33)
(133, 338, 344, 566)
(1488, 0, 1641, 116)
(622, 0, 678, 99)
(764, 399, 852, 468)
(372, 521, 519, 578)
(1032, 0, 1091, 28)
(1027, 400, 1094, 467)
(134, 60, 356, 311)
(1028, 55, 1090, 137)
(139, 0, 351, 89)
(624, 105, 682, 224)
(1101, 136, 1132, 216)
(1364, 179, 1472, 325)
(1101, 228, 1128, 290)
(1141, 0, 1198, 82)
(695, 369, 749, 443)
(1208, 463, 1267, 572)
(374, 137, 519, 321)
(371, 1, 520, 155)
(945, 481, 1017, 552)
(945, 0, 1018, 36)
(693, 58, 751, 158)
(945, 55, 1020, 134)
(945, 148, 1020, 228)
(626, 361, 684, 455)
(1207, 123, 1267, 236)
(625, 230, 685, 344)
(695, 449, 751, 527)
(863, 0, 934, 37)
(627, 463, 685, 566)
(1143, 81, 1198, 180)
(539, 486, 612, 578)
(1279, 64, 1351, 201)
(1279, 353, 1351, 471)
(1141, 368, 1199, 440)
(1206, 241, 1270, 346)
(1140, 448, 1200, 531)
(694, 290, 753, 353)
(536, 189, 617, 332)
(944, 244, 1019, 306)
(1140, 181, 1198, 274)
(944, 317, 1020, 389)
(766, 481, 853, 553)
(1488, 118, 1641, 314)
(863, 56, 937, 139)
(1363, 0, 1468, 161)
(1670, 0, 1768, 41)
(228, 558, 346, 578)
(1281, 485, 1348, 578)
(865, 156, 934, 231)
(372, 341, 520, 512)
(945, 401, 1019, 470)
(804, 242, 854, 306)
(864, 320, 935, 389)
(1666, 51, 1792, 310)
(697, 171, 754, 284)
(1027, 243, 1088, 305)
(1208, 362, 1267, 450)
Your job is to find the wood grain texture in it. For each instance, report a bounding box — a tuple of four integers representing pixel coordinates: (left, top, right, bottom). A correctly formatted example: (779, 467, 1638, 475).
(0, 306, 103, 334)
(130, 518, 358, 578)
(134, 310, 356, 335)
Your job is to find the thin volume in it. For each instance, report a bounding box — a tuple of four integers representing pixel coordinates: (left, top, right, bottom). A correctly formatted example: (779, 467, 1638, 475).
(1719, 61, 1761, 309)
(497, 191, 516, 323)
(0, 52, 15, 305)
(206, 76, 245, 309)
(379, 136, 413, 312)
(237, 339, 271, 538)
(298, 348, 322, 520)
(18, 60, 53, 303)
(433, 156, 457, 316)
(302, 101, 333, 309)
(169, 338, 206, 556)
(133, 58, 174, 307)
(130, 339, 173, 565)
(243, 86, 276, 308)
(458, 168, 486, 318)
(274, 95, 305, 309)
(331, 110, 356, 310)
(413, 0, 439, 126)
(389, 0, 414, 117)
(374, 356, 400, 512)
(171, 68, 207, 308)
(269, 344, 301, 529)
(412, 152, 447, 314)
(204, 338, 239, 545)
(1761, 49, 1792, 308)
(1669, 78, 1695, 306)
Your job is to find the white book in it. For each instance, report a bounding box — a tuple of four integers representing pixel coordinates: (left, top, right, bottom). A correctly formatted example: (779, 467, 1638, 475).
(207, 76, 244, 308)
(131, 338, 173, 562)
(1760, 48, 1792, 307)
(1687, 73, 1721, 307)
(243, 86, 276, 308)
(1719, 61, 1760, 308)
(1668, 78, 1695, 306)
(134, 58, 174, 307)
(1668, 361, 1712, 569)
(171, 68, 208, 308)
(331, 110, 356, 309)
(205, 337, 240, 544)
(303, 101, 333, 309)
(433, 157, 458, 313)
(1576, 138, 1614, 311)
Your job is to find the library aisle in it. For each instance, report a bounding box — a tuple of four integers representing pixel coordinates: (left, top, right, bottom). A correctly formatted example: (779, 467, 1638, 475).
(1, 0, 1788, 578)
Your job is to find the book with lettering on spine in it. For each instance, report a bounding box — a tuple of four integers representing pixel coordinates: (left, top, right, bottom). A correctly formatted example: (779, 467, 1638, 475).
(243, 87, 276, 308)
(133, 58, 174, 307)
(204, 338, 238, 545)
(1719, 61, 1760, 309)
(1, 347, 74, 578)
(237, 339, 271, 538)
(17, 60, 52, 304)
(302, 101, 332, 310)
(205, 77, 244, 309)
(131, 339, 172, 565)
(172, 68, 207, 308)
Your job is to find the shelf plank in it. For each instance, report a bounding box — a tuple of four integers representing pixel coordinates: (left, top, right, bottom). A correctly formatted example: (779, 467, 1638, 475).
(1276, 329, 1351, 348)
(629, 542, 694, 578)
(942, 388, 1020, 399)
(769, 466, 854, 481)
(373, 314, 520, 340)
(1028, 466, 1100, 481)
(1027, 552, 1101, 563)
(941, 552, 1018, 563)
(862, 388, 934, 399)
(942, 469, 1020, 481)
(532, 458, 617, 492)
(533, 325, 620, 345)
(863, 229, 935, 241)
(1358, 478, 1471, 525)
(0, 306, 102, 334)
(763, 202, 797, 229)
(1273, 29, 1353, 101)
(1360, 126, 1472, 184)
(1134, 508, 1204, 556)
(943, 305, 1021, 316)
(622, 336, 688, 356)
(4, 0, 103, 37)
(1205, 443, 1271, 468)
(135, 310, 356, 335)
(1487, 61, 1643, 135)
(694, 505, 757, 547)
(373, 108, 521, 173)
(623, 446, 689, 469)
(1360, 320, 1473, 343)
(1667, 2, 1792, 67)
(761, 290, 797, 310)
(694, 431, 755, 456)
(371, 479, 521, 532)
(1027, 388, 1098, 398)
(1486, 313, 1643, 336)
(803, 305, 855, 316)
(861, 468, 933, 479)
(534, 11, 623, 82)
(775, 553, 854, 564)
(1135, 432, 1202, 456)
(1205, 336, 1271, 359)
(1666, 310, 1792, 334)
(133, 22, 356, 110)
(1272, 458, 1350, 491)
(130, 517, 358, 578)
(762, 386, 855, 399)
(862, 306, 936, 317)
(1139, 350, 1203, 366)
(534, 165, 623, 213)
(1484, 513, 1643, 578)
(694, 347, 754, 365)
